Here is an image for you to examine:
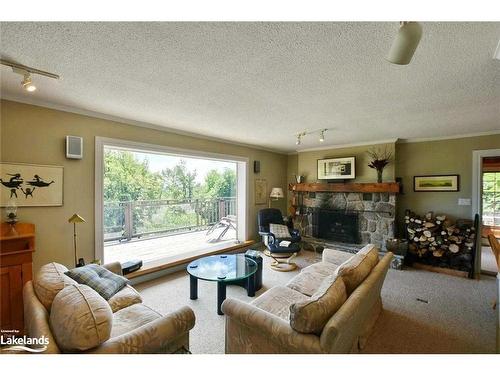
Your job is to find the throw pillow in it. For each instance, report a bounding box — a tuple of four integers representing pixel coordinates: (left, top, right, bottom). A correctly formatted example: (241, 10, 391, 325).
(50, 284, 113, 351)
(269, 223, 291, 239)
(65, 264, 129, 300)
(33, 262, 77, 312)
(289, 273, 347, 335)
(335, 244, 379, 295)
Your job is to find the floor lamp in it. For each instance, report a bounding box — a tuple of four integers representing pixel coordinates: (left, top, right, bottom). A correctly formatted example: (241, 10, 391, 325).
(68, 213, 86, 267)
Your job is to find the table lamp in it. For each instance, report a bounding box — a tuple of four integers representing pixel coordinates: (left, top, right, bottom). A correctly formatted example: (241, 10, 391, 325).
(269, 187, 284, 208)
(68, 213, 86, 267)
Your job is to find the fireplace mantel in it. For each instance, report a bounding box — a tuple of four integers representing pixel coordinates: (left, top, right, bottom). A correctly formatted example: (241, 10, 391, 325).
(288, 182, 400, 194)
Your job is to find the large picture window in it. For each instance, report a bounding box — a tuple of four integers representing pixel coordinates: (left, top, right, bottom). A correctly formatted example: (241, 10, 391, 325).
(95, 138, 248, 265)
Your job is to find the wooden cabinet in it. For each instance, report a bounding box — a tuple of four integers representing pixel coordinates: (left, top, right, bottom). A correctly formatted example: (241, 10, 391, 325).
(0, 223, 35, 335)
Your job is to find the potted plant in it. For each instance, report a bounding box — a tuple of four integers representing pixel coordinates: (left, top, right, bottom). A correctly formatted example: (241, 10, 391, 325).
(367, 147, 392, 183)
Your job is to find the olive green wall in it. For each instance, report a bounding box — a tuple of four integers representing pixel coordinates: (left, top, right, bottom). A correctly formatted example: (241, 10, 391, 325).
(286, 153, 298, 210)
(395, 135, 500, 234)
(295, 142, 396, 183)
(0, 100, 287, 271)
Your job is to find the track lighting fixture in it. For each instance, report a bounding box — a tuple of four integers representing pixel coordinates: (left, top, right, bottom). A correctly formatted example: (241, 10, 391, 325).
(0, 59, 60, 93)
(319, 129, 325, 142)
(296, 133, 303, 145)
(294, 128, 331, 146)
(21, 73, 37, 92)
(386, 22, 422, 65)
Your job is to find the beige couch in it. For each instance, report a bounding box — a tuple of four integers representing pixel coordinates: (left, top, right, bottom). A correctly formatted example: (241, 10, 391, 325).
(24, 262, 195, 354)
(222, 244, 392, 354)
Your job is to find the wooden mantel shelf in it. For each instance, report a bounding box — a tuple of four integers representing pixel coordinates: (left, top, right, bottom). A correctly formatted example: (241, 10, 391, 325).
(289, 182, 401, 194)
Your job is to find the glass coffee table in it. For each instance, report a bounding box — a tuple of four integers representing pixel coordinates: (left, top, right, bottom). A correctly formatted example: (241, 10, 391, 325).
(187, 254, 258, 315)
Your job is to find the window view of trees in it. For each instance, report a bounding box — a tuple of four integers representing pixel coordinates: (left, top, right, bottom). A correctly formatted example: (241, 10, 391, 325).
(103, 149, 237, 241)
(483, 172, 500, 227)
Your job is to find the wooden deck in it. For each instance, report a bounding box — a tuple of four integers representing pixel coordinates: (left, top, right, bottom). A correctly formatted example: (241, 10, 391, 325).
(104, 227, 237, 264)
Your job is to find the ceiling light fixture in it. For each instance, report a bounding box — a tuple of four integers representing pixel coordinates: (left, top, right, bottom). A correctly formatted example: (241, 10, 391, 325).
(295, 128, 331, 147)
(319, 129, 326, 142)
(386, 22, 422, 65)
(0, 59, 60, 93)
(21, 73, 37, 92)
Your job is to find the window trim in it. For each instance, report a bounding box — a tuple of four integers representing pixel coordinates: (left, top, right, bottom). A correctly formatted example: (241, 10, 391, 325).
(95, 136, 249, 263)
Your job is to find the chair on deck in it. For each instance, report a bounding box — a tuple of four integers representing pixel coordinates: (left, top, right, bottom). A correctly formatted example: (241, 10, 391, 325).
(258, 208, 301, 271)
(206, 215, 237, 241)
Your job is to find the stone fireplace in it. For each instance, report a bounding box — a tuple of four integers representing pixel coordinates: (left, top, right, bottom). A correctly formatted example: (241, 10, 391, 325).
(297, 191, 396, 249)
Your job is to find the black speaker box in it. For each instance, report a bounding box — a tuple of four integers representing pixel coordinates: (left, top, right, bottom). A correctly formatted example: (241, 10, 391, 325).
(254, 160, 260, 173)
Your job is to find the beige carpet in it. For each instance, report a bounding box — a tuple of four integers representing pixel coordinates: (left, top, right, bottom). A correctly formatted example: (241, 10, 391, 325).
(134, 249, 496, 354)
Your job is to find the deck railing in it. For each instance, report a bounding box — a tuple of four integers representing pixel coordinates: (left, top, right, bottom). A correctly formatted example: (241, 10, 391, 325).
(103, 197, 236, 242)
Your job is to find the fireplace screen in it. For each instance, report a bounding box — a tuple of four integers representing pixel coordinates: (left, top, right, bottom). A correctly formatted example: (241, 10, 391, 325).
(313, 209, 360, 244)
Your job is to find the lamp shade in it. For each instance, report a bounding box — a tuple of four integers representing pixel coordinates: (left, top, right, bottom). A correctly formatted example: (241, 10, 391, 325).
(269, 187, 284, 199)
(68, 213, 86, 223)
(386, 22, 422, 65)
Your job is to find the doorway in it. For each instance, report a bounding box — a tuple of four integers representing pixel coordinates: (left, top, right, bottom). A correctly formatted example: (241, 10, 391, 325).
(473, 150, 500, 275)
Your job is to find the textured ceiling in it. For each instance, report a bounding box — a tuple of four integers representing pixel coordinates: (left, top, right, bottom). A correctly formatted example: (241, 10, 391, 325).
(1, 22, 499, 153)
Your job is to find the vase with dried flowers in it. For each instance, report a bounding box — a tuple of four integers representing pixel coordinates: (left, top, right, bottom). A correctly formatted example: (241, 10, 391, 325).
(367, 147, 392, 183)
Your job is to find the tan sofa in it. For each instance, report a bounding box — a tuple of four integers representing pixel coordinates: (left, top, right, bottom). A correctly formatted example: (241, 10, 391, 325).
(24, 262, 195, 354)
(222, 244, 392, 354)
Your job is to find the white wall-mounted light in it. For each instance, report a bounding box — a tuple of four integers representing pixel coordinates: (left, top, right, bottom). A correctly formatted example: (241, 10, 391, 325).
(1, 59, 60, 93)
(386, 22, 423, 65)
(268, 187, 284, 208)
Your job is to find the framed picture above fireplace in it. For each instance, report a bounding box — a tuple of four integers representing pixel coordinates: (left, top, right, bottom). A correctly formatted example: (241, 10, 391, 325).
(317, 157, 355, 180)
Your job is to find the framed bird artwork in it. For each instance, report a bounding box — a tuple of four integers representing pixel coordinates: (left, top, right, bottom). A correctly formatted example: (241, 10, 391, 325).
(0, 163, 63, 207)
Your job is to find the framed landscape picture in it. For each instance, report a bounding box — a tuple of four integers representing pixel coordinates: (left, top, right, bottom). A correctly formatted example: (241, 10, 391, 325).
(0, 163, 64, 206)
(413, 175, 459, 192)
(317, 157, 355, 180)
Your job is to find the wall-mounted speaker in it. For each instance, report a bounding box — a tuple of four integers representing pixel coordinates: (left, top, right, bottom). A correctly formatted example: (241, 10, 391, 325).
(66, 136, 83, 159)
(254, 160, 260, 173)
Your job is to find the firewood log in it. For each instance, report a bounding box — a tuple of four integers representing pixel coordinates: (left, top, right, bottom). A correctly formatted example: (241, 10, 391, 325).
(449, 244, 460, 253)
(433, 249, 444, 257)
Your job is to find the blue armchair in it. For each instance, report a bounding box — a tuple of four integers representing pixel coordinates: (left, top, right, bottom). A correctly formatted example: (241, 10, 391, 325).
(258, 208, 301, 271)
